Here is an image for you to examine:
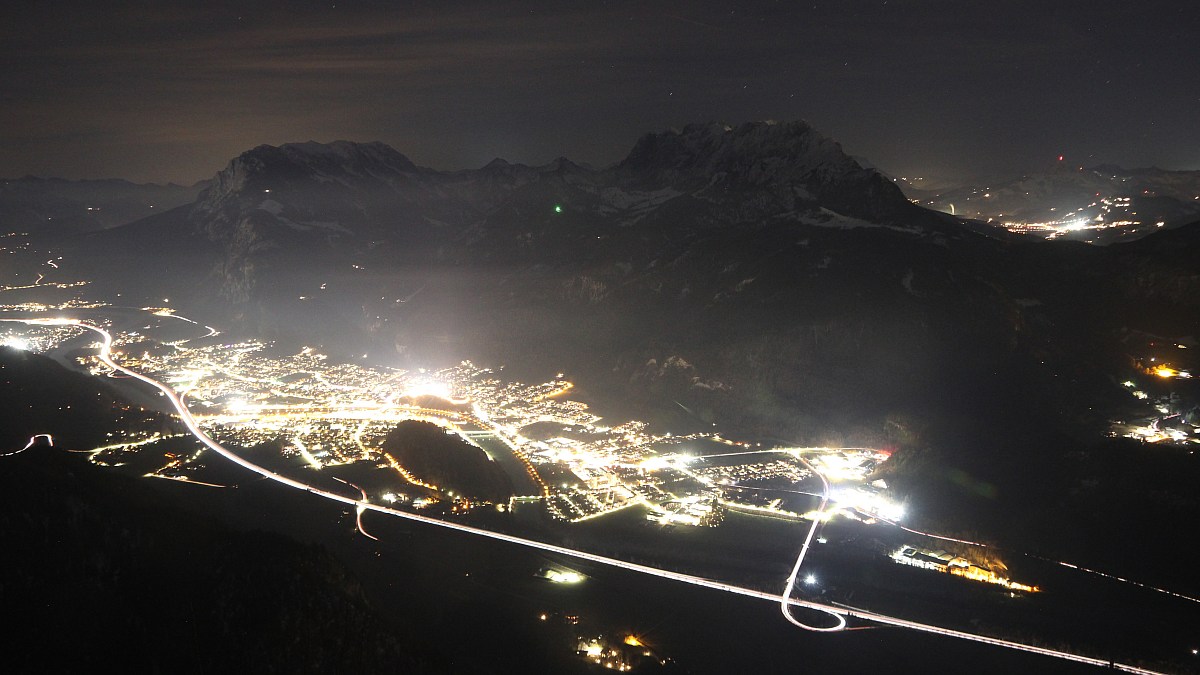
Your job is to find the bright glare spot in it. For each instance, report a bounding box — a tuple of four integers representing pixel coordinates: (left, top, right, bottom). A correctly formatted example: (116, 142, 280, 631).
(640, 457, 668, 471)
(882, 503, 906, 522)
(554, 204, 563, 213)
(544, 569, 584, 584)
(2, 336, 31, 351)
(227, 398, 255, 412)
(804, 574, 817, 585)
(403, 380, 453, 400)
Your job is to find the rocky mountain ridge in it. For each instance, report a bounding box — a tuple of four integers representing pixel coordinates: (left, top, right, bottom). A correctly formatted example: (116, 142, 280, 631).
(185, 121, 937, 256)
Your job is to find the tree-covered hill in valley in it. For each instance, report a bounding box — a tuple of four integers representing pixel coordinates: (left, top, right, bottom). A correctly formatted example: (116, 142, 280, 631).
(381, 419, 512, 501)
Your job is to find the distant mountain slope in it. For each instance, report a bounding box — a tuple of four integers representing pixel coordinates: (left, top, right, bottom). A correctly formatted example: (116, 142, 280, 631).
(908, 164, 1200, 244)
(0, 176, 205, 234)
(69, 121, 972, 308)
(613, 121, 916, 223)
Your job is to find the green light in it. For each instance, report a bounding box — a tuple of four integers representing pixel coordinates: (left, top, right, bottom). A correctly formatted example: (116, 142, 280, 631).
(554, 204, 563, 213)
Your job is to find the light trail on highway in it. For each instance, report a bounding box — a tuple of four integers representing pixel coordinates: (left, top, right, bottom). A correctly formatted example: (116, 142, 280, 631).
(0, 316, 1171, 674)
(1027, 553, 1200, 606)
(3, 433, 54, 457)
(146, 474, 230, 489)
(778, 451, 845, 631)
(334, 476, 380, 541)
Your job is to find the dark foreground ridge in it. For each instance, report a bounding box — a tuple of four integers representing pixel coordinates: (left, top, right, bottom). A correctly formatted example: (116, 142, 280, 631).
(0, 350, 439, 673)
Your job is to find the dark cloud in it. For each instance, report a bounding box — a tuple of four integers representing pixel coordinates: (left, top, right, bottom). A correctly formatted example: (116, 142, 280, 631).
(2, 0, 1197, 183)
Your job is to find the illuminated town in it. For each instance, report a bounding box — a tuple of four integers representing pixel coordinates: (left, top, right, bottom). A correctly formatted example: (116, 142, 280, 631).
(11, 307, 906, 533)
(1112, 339, 1200, 445)
(995, 195, 1161, 240)
(891, 545, 1039, 594)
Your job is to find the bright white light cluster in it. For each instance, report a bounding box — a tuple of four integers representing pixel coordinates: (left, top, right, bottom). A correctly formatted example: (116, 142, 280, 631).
(830, 486, 906, 522)
(1, 335, 31, 351)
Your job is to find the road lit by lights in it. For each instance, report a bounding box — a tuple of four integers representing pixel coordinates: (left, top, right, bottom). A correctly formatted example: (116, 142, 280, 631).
(3, 433, 54, 457)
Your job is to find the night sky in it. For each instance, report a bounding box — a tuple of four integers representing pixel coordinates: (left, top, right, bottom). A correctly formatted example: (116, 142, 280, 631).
(3, 0, 1197, 185)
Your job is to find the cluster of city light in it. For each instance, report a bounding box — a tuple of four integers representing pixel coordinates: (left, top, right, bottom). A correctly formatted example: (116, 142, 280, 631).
(645, 494, 720, 526)
(1001, 217, 1137, 240)
(85, 432, 188, 466)
(1, 335, 30, 351)
(1151, 364, 1191, 379)
(0, 321, 85, 352)
(0, 279, 88, 292)
(1115, 370, 1200, 444)
(401, 379, 465, 403)
(9, 311, 900, 532)
(1124, 423, 1197, 445)
(830, 485, 906, 522)
(807, 448, 890, 483)
(891, 545, 1039, 593)
(992, 194, 1155, 240)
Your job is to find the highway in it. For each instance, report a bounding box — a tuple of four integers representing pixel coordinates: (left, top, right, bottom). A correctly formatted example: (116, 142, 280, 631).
(778, 450, 845, 631)
(334, 476, 380, 541)
(3, 433, 54, 457)
(0, 316, 1170, 674)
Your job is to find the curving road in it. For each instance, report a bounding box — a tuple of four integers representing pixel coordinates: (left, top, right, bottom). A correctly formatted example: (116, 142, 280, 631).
(3, 433, 54, 457)
(778, 450, 845, 631)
